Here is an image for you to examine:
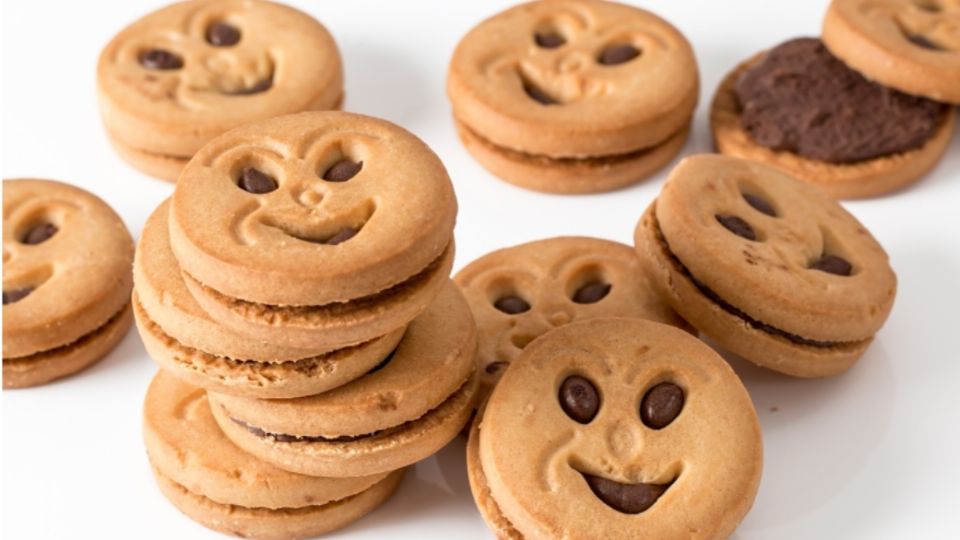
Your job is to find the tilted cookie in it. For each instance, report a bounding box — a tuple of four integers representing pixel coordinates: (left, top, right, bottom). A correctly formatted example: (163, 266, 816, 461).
(635, 154, 897, 377)
(98, 0, 343, 181)
(169, 111, 456, 350)
(711, 38, 954, 199)
(3, 179, 133, 388)
(208, 282, 478, 478)
(447, 0, 698, 193)
(823, 0, 960, 104)
(144, 371, 403, 540)
(454, 236, 688, 405)
(133, 200, 404, 399)
(470, 318, 762, 540)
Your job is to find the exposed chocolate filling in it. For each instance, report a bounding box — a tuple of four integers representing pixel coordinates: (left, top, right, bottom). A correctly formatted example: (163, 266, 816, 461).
(233, 416, 401, 443)
(735, 37, 946, 163)
(651, 212, 853, 348)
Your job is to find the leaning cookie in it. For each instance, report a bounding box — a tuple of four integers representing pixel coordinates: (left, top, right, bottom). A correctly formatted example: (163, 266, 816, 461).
(3, 179, 133, 388)
(636, 154, 897, 378)
(454, 236, 688, 405)
(97, 0, 343, 181)
(711, 38, 954, 199)
(208, 282, 477, 478)
(144, 371, 403, 540)
(447, 0, 698, 194)
(470, 318, 762, 540)
(823, 0, 960, 104)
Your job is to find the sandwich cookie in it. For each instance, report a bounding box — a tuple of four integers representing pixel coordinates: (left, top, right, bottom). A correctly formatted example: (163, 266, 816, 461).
(98, 0, 343, 181)
(635, 154, 897, 377)
(208, 282, 478, 477)
(469, 318, 762, 540)
(133, 200, 404, 399)
(169, 111, 456, 350)
(454, 236, 688, 405)
(711, 37, 954, 199)
(3, 179, 133, 388)
(144, 371, 403, 540)
(447, 0, 698, 193)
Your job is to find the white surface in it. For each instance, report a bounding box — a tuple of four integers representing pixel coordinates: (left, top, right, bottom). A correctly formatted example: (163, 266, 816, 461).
(2, 0, 959, 538)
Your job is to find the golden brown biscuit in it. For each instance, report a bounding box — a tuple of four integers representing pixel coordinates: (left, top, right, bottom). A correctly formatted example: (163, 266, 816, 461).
(97, 0, 343, 181)
(822, 0, 960, 104)
(635, 154, 897, 377)
(474, 318, 762, 539)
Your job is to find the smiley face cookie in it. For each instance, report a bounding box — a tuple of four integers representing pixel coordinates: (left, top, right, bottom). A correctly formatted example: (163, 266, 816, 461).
(169, 111, 456, 350)
(454, 237, 688, 405)
(144, 371, 404, 540)
(207, 282, 477, 478)
(98, 0, 343, 181)
(447, 0, 698, 193)
(635, 154, 897, 377)
(469, 318, 762, 540)
(3, 179, 134, 388)
(133, 200, 404, 399)
(823, 0, 960, 104)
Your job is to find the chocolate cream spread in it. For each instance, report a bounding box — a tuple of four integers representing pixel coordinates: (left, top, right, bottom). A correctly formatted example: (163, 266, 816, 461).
(735, 38, 946, 163)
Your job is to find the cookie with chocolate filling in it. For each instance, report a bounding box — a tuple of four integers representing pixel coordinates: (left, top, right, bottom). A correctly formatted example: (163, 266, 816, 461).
(207, 282, 478, 477)
(635, 154, 897, 378)
(823, 0, 960, 104)
(98, 0, 343, 181)
(447, 0, 698, 194)
(3, 179, 134, 388)
(711, 37, 954, 199)
(468, 318, 762, 539)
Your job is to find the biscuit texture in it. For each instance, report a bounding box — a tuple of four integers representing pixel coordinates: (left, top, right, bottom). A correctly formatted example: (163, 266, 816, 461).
(477, 318, 762, 540)
(636, 154, 897, 377)
(447, 0, 698, 192)
(711, 54, 956, 199)
(97, 0, 343, 180)
(455, 236, 687, 405)
(822, 0, 960, 104)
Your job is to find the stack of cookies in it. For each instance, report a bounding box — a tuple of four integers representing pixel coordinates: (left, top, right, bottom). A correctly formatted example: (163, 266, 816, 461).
(134, 111, 478, 539)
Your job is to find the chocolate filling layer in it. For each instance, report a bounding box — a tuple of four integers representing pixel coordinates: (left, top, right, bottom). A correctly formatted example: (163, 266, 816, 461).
(735, 37, 946, 163)
(651, 212, 857, 348)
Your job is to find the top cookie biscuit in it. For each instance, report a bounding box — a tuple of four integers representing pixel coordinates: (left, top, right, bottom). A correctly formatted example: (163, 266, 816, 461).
(448, 0, 698, 157)
(3, 179, 133, 358)
(98, 0, 343, 159)
(169, 111, 457, 306)
(823, 0, 960, 103)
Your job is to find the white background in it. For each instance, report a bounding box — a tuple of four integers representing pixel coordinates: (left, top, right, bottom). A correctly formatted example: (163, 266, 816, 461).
(2, 0, 959, 538)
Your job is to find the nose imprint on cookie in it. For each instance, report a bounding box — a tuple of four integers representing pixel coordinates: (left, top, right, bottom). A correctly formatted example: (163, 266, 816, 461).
(548, 311, 573, 326)
(607, 420, 641, 460)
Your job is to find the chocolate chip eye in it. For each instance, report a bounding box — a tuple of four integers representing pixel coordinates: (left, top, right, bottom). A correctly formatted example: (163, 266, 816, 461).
(743, 193, 777, 217)
(716, 215, 757, 241)
(323, 160, 363, 182)
(598, 44, 640, 65)
(912, 0, 942, 12)
(3, 287, 34, 305)
(20, 223, 58, 245)
(572, 281, 611, 304)
(139, 49, 183, 70)
(809, 254, 852, 276)
(534, 31, 565, 48)
(206, 21, 241, 46)
(485, 360, 509, 375)
(324, 227, 358, 245)
(237, 167, 278, 194)
(493, 295, 530, 314)
(640, 382, 684, 429)
(559, 375, 600, 424)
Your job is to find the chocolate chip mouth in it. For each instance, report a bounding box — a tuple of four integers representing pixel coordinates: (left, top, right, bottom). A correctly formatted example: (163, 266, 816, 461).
(650, 209, 859, 349)
(577, 469, 675, 514)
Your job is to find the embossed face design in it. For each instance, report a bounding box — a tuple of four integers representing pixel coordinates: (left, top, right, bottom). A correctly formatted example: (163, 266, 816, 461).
(3, 189, 69, 306)
(455, 238, 683, 399)
(100, 0, 341, 115)
(480, 319, 761, 538)
(860, 0, 960, 52)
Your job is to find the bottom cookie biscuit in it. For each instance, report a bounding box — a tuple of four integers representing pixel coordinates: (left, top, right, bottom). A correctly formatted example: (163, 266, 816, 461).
(3, 302, 132, 389)
(455, 119, 689, 194)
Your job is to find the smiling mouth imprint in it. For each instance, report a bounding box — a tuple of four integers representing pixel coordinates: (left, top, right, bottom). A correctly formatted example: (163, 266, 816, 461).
(580, 471, 675, 514)
(225, 69, 274, 95)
